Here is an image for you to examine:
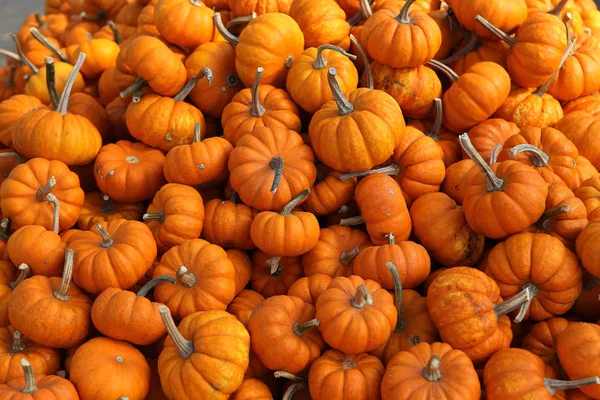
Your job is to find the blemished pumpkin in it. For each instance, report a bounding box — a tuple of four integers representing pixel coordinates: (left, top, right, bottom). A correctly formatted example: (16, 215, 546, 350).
(202, 195, 256, 251)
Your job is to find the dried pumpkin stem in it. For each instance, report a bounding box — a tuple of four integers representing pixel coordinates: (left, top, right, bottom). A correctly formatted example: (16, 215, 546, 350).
(9, 264, 31, 290)
(397, 0, 415, 23)
(514, 283, 540, 323)
(282, 382, 306, 400)
(0, 218, 10, 240)
(136, 275, 176, 297)
(250, 67, 266, 117)
(339, 215, 365, 226)
(101, 195, 113, 213)
(422, 355, 442, 382)
(564, 13, 573, 50)
(10, 330, 25, 352)
(544, 376, 600, 395)
(459, 133, 504, 192)
(267, 256, 283, 275)
(57, 52, 86, 115)
(118, 397, 129, 400)
(358, 0, 373, 18)
(536, 205, 570, 230)
(339, 164, 401, 181)
(351, 284, 373, 308)
(120, 77, 147, 99)
(36, 176, 56, 202)
(489, 144, 502, 164)
(44, 57, 60, 109)
(158, 305, 194, 358)
(96, 224, 114, 247)
(508, 144, 550, 167)
(274, 371, 305, 381)
(192, 122, 202, 143)
(29, 27, 70, 63)
(9, 34, 38, 74)
(71, 11, 107, 21)
(173, 76, 199, 101)
(474, 15, 517, 47)
(327, 67, 354, 115)
(343, 358, 356, 369)
(292, 318, 320, 336)
(427, 59, 459, 82)
(549, 0, 569, 16)
(387, 262, 405, 332)
(534, 36, 576, 97)
(340, 247, 360, 266)
(0, 49, 21, 64)
(493, 285, 533, 318)
(213, 13, 240, 45)
(0, 152, 23, 164)
(312, 45, 357, 70)
(269, 156, 284, 193)
(177, 266, 197, 288)
(20, 359, 38, 393)
(281, 189, 310, 216)
(427, 98, 443, 141)
(143, 211, 166, 224)
(440, 34, 480, 65)
(226, 11, 257, 28)
(53, 248, 75, 301)
(285, 56, 294, 68)
(349, 34, 373, 90)
(46, 193, 60, 234)
(106, 20, 122, 44)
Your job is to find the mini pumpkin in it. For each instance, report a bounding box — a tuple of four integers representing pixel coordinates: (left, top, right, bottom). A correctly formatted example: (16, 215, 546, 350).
(0, 358, 79, 399)
(78, 192, 144, 230)
(202, 195, 256, 251)
(154, 0, 214, 48)
(250, 251, 304, 298)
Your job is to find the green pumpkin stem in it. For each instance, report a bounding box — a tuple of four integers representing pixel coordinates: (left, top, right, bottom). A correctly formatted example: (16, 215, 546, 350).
(143, 211, 166, 224)
(250, 67, 266, 117)
(57, 52, 86, 115)
(213, 13, 240, 45)
(387, 261, 405, 332)
(36, 176, 56, 202)
(493, 285, 534, 319)
(459, 133, 505, 192)
(177, 266, 197, 288)
(136, 275, 176, 297)
(9, 34, 38, 75)
(427, 59, 459, 83)
(119, 77, 147, 100)
(46, 193, 60, 234)
(9, 264, 31, 290)
(29, 27, 69, 63)
(101, 195, 113, 213)
(544, 376, 600, 395)
(106, 20, 122, 44)
(351, 284, 373, 308)
(339, 164, 400, 181)
(53, 248, 74, 302)
(349, 34, 373, 90)
(292, 318, 320, 336)
(312, 45, 357, 70)
(281, 189, 310, 216)
(439, 34, 481, 65)
(474, 15, 517, 47)
(11, 330, 25, 352)
(44, 57, 60, 110)
(422, 355, 442, 382)
(339, 215, 365, 226)
(327, 67, 354, 115)
(158, 305, 194, 358)
(20, 359, 38, 393)
(536, 205, 570, 231)
(96, 224, 114, 247)
(339, 247, 360, 266)
(269, 156, 284, 193)
(397, 0, 415, 23)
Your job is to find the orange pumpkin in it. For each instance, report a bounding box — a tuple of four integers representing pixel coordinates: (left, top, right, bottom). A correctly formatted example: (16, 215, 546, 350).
(447, 0, 526, 40)
(287, 274, 333, 305)
(0, 95, 45, 148)
(251, 250, 304, 298)
(576, 221, 600, 279)
(575, 176, 600, 221)
(154, 0, 214, 48)
(202, 196, 256, 251)
(555, 111, 600, 170)
(0, 358, 78, 399)
(303, 165, 357, 216)
(464, 118, 520, 164)
(227, 289, 265, 327)
(289, 0, 350, 49)
(78, 192, 144, 230)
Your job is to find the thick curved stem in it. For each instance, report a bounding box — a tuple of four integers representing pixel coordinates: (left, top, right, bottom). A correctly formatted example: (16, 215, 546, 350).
(57, 53, 86, 115)
(177, 266, 197, 288)
(143, 212, 166, 224)
(514, 283, 540, 323)
(534, 37, 576, 97)
(136, 275, 176, 297)
(274, 371, 305, 381)
(493, 286, 533, 318)
(427, 59, 459, 83)
(339, 215, 365, 226)
(349, 34, 372, 90)
(489, 144, 502, 164)
(20, 359, 38, 393)
(119, 77, 146, 99)
(46, 193, 60, 234)
(387, 262, 405, 332)
(422, 356, 442, 382)
(0, 152, 23, 164)
(459, 133, 504, 192)
(327, 68, 354, 115)
(440, 34, 481, 65)
(293, 319, 320, 336)
(340, 247, 360, 266)
(281, 189, 310, 216)
(536, 205, 570, 230)
(549, 0, 569, 16)
(9, 34, 38, 74)
(10, 330, 25, 352)
(9, 264, 31, 290)
(53, 248, 74, 301)
(36, 176, 56, 202)
(44, 57, 59, 110)
(474, 15, 517, 47)
(96, 224, 114, 248)
(158, 305, 194, 358)
(339, 164, 400, 181)
(250, 67, 266, 117)
(544, 377, 600, 396)
(106, 20, 121, 44)
(351, 284, 373, 308)
(225, 12, 257, 29)
(29, 27, 69, 63)
(508, 144, 550, 167)
(358, 0, 373, 18)
(213, 13, 239, 45)
(427, 98, 443, 140)
(269, 156, 284, 194)
(0, 49, 21, 63)
(313, 45, 357, 69)
(173, 76, 199, 101)
(282, 382, 306, 400)
(397, 0, 415, 23)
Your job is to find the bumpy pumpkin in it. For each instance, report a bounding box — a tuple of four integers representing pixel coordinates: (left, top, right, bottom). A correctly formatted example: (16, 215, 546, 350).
(202, 195, 256, 251)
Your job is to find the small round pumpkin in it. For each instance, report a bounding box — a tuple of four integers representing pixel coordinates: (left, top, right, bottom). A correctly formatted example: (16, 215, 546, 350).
(0, 358, 78, 399)
(202, 195, 256, 251)
(78, 192, 144, 230)
(154, 0, 214, 48)
(576, 221, 600, 279)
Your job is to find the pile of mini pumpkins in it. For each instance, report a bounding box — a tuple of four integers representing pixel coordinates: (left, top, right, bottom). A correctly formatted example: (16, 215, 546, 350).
(0, 0, 599, 398)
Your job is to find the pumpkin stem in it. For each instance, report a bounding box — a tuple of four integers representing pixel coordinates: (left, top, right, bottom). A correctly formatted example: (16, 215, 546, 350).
(327, 67, 354, 115)
(71, 11, 106, 21)
(426, 99, 443, 141)
(387, 262, 405, 332)
(0, 151, 23, 164)
(10, 330, 25, 352)
(357, 0, 373, 18)
(230, 190, 238, 203)
(513, 283, 540, 323)
(281, 189, 310, 216)
(268, 156, 285, 193)
(339, 215, 365, 226)
(96, 224, 113, 247)
(46, 193, 60, 234)
(250, 67, 266, 117)
(173, 76, 199, 102)
(349, 34, 373, 90)
(285, 56, 294, 68)
(225, 12, 257, 29)
(536, 205, 570, 231)
(440, 34, 481, 65)
(427, 59, 459, 83)
(119, 77, 147, 100)
(508, 144, 550, 167)
(282, 382, 306, 400)
(0, 49, 22, 64)
(351, 284, 373, 308)
(56, 52, 86, 115)
(226, 72, 240, 89)
(0, 218, 10, 240)
(34, 13, 46, 27)
(267, 256, 283, 275)
(9, 264, 31, 290)
(274, 371, 305, 381)
(492, 285, 533, 318)
(29, 27, 70, 63)
(106, 20, 121, 44)
(396, 0, 415, 23)
(143, 212, 166, 224)
(422, 355, 442, 382)
(20, 359, 38, 393)
(192, 122, 203, 143)
(312, 45, 357, 70)
(474, 15, 517, 47)
(158, 305, 194, 358)
(213, 13, 240, 46)
(53, 248, 75, 302)
(9, 34, 38, 75)
(177, 266, 197, 288)
(118, 397, 129, 400)
(489, 144, 502, 164)
(44, 57, 60, 109)
(136, 275, 176, 297)
(549, 0, 569, 16)
(100, 195, 113, 213)
(339, 164, 401, 181)
(564, 13, 573, 51)
(534, 36, 576, 97)
(342, 358, 356, 369)
(459, 133, 505, 192)
(339, 247, 360, 266)
(36, 176, 56, 202)
(292, 318, 320, 336)
(544, 376, 600, 395)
